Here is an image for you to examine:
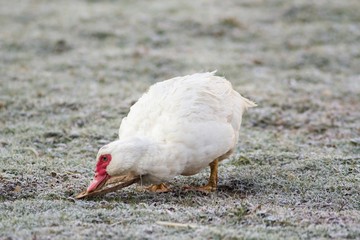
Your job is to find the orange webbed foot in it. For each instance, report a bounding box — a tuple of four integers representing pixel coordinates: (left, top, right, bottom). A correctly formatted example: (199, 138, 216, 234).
(145, 183, 171, 193)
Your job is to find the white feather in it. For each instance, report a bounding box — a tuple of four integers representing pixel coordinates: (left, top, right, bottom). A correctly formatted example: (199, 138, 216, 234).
(103, 72, 256, 183)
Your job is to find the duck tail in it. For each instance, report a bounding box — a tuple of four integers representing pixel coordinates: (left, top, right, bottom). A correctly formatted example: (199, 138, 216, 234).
(240, 95, 257, 110)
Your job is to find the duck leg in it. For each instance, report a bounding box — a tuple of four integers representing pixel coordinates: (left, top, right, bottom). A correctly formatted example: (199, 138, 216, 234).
(184, 158, 219, 193)
(145, 183, 170, 193)
(198, 158, 219, 192)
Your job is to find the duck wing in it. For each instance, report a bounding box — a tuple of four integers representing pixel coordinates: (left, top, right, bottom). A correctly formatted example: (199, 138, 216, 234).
(119, 72, 255, 144)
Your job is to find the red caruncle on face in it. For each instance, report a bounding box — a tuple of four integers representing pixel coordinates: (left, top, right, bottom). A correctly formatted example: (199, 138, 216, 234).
(95, 154, 112, 175)
(86, 154, 112, 192)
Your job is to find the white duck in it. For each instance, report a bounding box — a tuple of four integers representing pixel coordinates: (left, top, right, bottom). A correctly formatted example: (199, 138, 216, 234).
(86, 72, 256, 193)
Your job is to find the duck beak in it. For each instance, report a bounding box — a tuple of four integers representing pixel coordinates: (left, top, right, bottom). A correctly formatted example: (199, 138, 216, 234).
(87, 172, 111, 193)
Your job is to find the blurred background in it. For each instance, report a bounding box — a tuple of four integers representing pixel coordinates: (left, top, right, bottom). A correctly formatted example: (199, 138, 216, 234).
(0, 0, 359, 239)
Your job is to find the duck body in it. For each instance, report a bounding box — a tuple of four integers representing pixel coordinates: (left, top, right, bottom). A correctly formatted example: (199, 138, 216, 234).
(86, 72, 256, 193)
(117, 72, 255, 183)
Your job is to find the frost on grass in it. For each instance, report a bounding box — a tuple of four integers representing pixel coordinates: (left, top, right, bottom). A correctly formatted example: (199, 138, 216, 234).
(0, 0, 359, 239)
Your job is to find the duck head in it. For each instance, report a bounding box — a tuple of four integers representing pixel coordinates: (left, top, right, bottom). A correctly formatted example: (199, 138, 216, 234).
(86, 138, 148, 192)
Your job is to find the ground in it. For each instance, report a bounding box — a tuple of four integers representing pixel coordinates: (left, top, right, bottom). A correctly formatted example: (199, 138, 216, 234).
(0, 0, 359, 239)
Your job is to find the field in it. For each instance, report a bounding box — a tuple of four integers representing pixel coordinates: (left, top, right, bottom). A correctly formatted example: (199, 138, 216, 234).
(0, 0, 359, 239)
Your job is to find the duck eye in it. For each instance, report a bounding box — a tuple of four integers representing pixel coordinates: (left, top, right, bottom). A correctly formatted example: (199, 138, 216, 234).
(102, 156, 108, 162)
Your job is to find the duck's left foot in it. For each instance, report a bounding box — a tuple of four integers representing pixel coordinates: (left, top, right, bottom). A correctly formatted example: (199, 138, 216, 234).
(183, 184, 217, 193)
(145, 183, 170, 193)
(183, 158, 219, 193)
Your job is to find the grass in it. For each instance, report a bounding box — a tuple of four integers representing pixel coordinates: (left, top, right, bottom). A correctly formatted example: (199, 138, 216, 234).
(0, 0, 359, 239)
